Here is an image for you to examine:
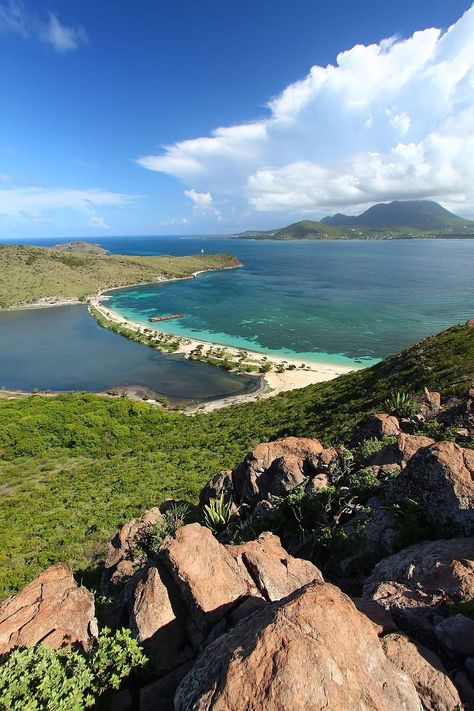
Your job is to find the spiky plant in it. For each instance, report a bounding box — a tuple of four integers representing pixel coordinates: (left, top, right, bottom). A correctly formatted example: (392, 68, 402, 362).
(203, 493, 237, 533)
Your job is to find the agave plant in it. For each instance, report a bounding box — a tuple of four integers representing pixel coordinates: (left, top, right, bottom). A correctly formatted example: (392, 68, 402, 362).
(385, 390, 417, 418)
(203, 493, 237, 533)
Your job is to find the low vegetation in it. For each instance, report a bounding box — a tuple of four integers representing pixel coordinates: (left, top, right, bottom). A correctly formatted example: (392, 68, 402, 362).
(0, 628, 146, 710)
(0, 244, 240, 308)
(0, 321, 473, 597)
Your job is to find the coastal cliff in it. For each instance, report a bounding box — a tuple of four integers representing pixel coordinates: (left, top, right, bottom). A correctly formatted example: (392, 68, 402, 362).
(0, 320, 473, 708)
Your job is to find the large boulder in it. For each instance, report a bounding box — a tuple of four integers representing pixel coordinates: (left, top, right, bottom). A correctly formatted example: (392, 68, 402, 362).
(231, 437, 324, 506)
(159, 524, 255, 632)
(363, 538, 474, 638)
(435, 614, 474, 657)
(381, 632, 462, 711)
(199, 470, 233, 507)
(351, 413, 401, 445)
(352, 598, 398, 636)
(0, 563, 97, 654)
(368, 434, 435, 468)
(386, 441, 474, 535)
(175, 582, 421, 710)
(102, 507, 163, 594)
(229, 532, 323, 602)
(129, 563, 189, 674)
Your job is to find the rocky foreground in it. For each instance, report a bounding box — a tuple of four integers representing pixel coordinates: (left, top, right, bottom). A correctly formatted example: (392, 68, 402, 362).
(1, 386, 474, 709)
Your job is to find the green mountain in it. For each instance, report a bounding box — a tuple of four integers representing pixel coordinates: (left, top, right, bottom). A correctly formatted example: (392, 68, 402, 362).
(231, 220, 343, 240)
(321, 200, 474, 230)
(1, 318, 473, 597)
(232, 201, 474, 240)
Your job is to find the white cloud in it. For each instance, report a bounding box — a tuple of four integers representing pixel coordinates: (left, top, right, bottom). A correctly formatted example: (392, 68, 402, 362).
(0, 1, 86, 53)
(184, 188, 213, 207)
(90, 215, 110, 230)
(0, 173, 12, 183)
(138, 5, 474, 217)
(0, 186, 138, 223)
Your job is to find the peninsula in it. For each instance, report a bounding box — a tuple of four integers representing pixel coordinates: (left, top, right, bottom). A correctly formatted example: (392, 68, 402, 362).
(0, 243, 241, 309)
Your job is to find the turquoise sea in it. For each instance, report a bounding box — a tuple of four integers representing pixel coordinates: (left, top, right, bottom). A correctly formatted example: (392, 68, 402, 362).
(98, 237, 474, 367)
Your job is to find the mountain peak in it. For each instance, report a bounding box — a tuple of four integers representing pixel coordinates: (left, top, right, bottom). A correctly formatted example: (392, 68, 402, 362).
(322, 199, 473, 229)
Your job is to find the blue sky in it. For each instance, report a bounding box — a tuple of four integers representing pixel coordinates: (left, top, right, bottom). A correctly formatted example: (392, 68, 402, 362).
(0, 0, 473, 238)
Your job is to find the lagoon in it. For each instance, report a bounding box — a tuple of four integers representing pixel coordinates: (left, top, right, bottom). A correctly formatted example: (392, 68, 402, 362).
(0, 305, 260, 403)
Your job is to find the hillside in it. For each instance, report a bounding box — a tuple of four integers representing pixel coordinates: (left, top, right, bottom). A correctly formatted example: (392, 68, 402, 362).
(0, 244, 240, 308)
(232, 219, 342, 240)
(232, 200, 474, 240)
(53, 240, 110, 255)
(322, 199, 474, 230)
(0, 319, 473, 598)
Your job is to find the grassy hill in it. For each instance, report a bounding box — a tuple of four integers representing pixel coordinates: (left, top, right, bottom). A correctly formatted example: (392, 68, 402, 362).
(273, 220, 342, 240)
(233, 201, 474, 240)
(232, 220, 342, 240)
(0, 244, 240, 308)
(0, 320, 473, 597)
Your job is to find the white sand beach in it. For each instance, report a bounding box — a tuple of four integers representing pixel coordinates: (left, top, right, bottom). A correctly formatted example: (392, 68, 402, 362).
(89, 296, 360, 412)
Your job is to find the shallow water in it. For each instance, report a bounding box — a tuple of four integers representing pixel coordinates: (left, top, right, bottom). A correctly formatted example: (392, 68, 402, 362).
(0, 305, 260, 403)
(100, 237, 474, 366)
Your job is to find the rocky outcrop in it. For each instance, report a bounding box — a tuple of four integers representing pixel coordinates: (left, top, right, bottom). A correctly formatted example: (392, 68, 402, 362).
(351, 413, 401, 445)
(381, 632, 462, 711)
(175, 582, 421, 711)
(368, 433, 435, 468)
(102, 506, 163, 594)
(397, 433, 436, 464)
(0, 563, 97, 654)
(129, 563, 189, 675)
(199, 470, 233, 507)
(159, 523, 256, 632)
(229, 532, 323, 601)
(231, 436, 325, 506)
(435, 614, 474, 657)
(386, 442, 474, 535)
(363, 538, 474, 637)
(352, 598, 398, 636)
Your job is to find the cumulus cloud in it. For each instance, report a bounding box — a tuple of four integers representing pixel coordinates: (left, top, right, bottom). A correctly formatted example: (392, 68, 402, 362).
(138, 5, 474, 217)
(184, 188, 213, 207)
(0, 1, 86, 53)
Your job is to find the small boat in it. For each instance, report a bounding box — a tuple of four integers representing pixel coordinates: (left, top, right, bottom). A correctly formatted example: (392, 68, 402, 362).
(148, 313, 186, 323)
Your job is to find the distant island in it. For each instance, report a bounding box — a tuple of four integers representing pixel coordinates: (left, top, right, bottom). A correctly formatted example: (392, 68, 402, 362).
(231, 200, 474, 240)
(0, 244, 241, 309)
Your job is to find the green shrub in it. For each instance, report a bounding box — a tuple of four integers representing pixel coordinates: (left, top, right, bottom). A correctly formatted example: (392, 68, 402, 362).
(390, 499, 434, 550)
(203, 493, 237, 533)
(260, 486, 339, 539)
(349, 467, 379, 496)
(0, 628, 146, 710)
(147, 502, 190, 554)
(354, 436, 396, 466)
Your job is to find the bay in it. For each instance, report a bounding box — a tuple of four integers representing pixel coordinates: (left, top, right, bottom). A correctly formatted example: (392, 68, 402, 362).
(100, 237, 474, 365)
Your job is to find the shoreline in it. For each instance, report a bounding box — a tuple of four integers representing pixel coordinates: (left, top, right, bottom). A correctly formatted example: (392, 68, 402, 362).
(1, 264, 364, 411)
(89, 296, 360, 412)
